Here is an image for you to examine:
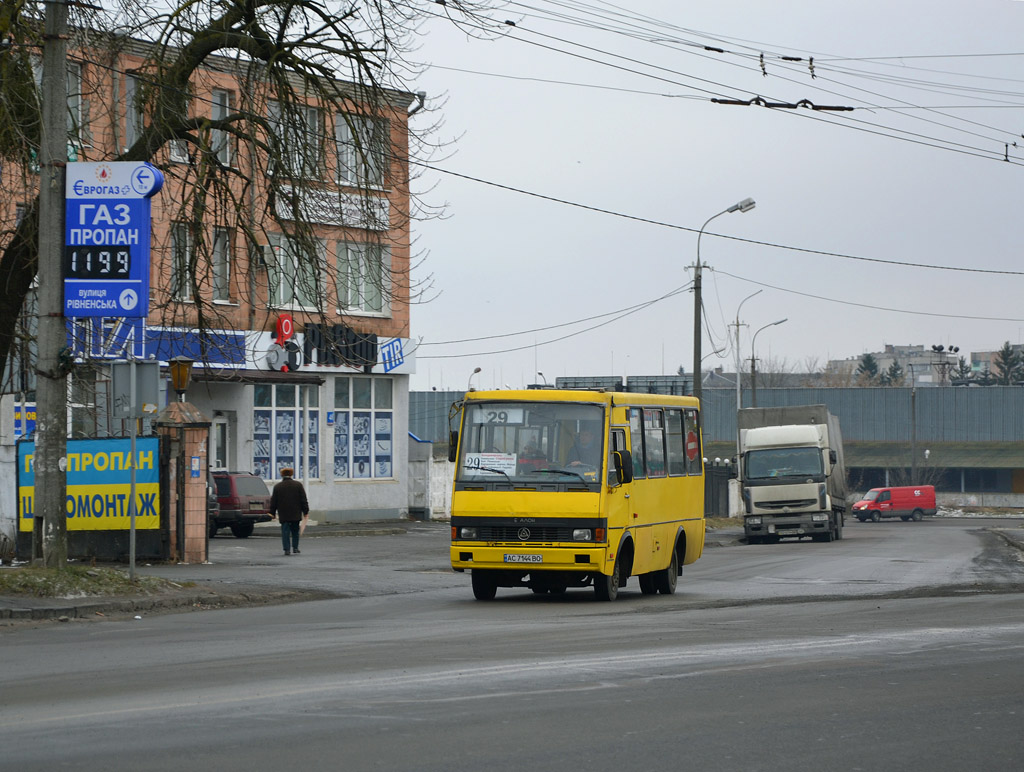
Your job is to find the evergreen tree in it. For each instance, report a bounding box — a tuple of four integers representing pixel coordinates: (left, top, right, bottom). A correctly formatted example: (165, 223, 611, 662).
(993, 341, 1022, 385)
(855, 353, 879, 384)
(953, 356, 973, 384)
(884, 361, 905, 387)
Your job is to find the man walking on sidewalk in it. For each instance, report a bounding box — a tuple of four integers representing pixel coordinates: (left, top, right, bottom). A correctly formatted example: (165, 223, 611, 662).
(270, 467, 309, 556)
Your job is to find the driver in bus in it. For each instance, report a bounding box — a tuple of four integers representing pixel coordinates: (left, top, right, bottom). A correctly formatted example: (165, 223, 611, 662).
(567, 425, 601, 468)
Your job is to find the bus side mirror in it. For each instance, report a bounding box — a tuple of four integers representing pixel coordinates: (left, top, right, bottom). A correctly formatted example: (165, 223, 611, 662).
(448, 431, 459, 463)
(613, 450, 633, 485)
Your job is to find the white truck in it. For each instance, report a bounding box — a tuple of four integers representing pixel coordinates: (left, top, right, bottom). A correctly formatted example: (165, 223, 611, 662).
(737, 405, 847, 544)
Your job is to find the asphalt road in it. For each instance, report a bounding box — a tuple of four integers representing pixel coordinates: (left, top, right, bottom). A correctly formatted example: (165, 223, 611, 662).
(1, 517, 1022, 771)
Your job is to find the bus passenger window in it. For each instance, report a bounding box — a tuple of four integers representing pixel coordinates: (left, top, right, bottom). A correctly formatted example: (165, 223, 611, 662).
(644, 409, 666, 477)
(666, 409, 685, 476)
(684, 409, 702, 476)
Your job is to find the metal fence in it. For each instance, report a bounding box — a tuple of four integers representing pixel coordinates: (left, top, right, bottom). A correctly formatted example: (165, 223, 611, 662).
(411, 386, 1024, 446)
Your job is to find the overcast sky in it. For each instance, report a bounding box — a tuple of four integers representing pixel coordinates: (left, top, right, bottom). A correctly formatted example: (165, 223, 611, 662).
(404, 1, 1024, 391)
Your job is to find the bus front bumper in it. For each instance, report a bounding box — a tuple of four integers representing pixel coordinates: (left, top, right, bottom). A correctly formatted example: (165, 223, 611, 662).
(451, 544, 607, 573)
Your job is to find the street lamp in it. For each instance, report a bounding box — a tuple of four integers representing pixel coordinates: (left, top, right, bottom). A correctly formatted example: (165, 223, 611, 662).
(168, 356, 194, 402)
(467, 367, 481, 392)
(693, 197, 755, 409)
(750, 318, 787, 407)
(537, 371, 548, 386)
(733, 289, 762, 412)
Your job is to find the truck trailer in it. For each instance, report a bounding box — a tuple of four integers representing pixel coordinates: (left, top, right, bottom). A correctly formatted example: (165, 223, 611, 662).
(737, 405, 847, 544)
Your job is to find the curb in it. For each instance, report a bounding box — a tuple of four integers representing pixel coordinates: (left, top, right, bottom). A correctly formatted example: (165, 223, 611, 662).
(0, 587, 333, 624)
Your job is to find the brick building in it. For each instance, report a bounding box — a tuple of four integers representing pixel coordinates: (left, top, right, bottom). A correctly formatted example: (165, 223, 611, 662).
(1, 35, 421, 523)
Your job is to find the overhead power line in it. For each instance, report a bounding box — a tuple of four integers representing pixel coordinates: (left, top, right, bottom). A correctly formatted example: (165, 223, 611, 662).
(421, 162, 1024, 277)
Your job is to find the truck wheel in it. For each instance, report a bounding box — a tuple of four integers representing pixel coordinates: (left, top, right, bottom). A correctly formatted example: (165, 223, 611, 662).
(835, 517, 844, 540)
(208, 521, 219, 538)
(654, 549, 678, 595)
(594, 557, 621, 601)
(912, 509, 924, 522)
(638, 574, 658, 594)
(231, 522, 255, 538)
(871, 512, 881, 523)
(471, 570, 498, 600)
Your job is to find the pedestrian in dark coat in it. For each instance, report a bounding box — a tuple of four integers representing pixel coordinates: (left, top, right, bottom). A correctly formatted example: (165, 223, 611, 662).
(270, 467, 309, 556)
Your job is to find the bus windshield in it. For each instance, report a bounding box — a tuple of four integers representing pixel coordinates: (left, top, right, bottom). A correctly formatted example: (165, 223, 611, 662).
(456, 401, 604, 487)
(745, 446, 823, 481)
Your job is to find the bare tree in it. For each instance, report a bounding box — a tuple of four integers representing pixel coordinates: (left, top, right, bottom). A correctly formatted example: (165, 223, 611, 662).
(0, 0, 499, 382)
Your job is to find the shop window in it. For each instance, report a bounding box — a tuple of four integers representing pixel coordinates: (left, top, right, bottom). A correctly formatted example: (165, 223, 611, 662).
(252, 384, 319, 480)
(332, 376, 393, 479)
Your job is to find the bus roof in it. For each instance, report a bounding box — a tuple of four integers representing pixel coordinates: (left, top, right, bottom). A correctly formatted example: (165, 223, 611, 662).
(463, 389, 699, 409)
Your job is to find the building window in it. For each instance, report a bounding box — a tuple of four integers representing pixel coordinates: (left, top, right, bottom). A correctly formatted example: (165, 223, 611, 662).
(170, 223, 193, 301)
(125, 74, 144, 151)
(211, 88, 233, 165)
(212, 227, 230, 301)
(67, 62, 83, 155)
(337, 241, 388, 315)
(333, 376, 392, 479)
(268, 234, 322, 309)
(336, 113, 387, 188)
(253, 384, 320, 480)
(268, 100, 322, 178)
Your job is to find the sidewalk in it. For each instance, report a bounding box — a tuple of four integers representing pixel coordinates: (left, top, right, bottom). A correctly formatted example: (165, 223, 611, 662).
(0, 520, 415, 624)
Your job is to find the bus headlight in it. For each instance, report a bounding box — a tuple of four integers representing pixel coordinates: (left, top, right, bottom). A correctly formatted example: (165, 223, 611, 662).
(459, 527, 478, 539)
(572, 528, 593, 541)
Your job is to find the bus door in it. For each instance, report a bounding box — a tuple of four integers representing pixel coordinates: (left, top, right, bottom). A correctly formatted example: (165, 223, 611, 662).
(605, 426, 630, 530)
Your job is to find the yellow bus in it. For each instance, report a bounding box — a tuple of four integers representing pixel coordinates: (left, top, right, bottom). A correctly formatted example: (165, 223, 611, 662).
(449, 389, 705, 600)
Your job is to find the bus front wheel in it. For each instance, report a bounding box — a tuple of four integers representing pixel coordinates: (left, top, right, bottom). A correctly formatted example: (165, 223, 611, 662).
(471, 570, 497, 600)
(594, 558, 620, 601)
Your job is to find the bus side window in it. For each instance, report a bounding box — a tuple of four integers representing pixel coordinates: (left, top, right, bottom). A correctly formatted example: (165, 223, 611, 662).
(628, 408, 646, 479)
(666, 408, 685, 476)
(644, 408, 666, 477)
(684, 408, 703, 476)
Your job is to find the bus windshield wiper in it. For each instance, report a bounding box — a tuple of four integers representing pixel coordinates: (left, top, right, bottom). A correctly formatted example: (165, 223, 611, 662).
(473, 466, 512, 483)
(534, 468, 587, 483)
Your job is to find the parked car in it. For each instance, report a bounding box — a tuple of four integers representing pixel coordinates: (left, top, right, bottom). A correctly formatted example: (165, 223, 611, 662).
(852, 485, 937, 522)
(207, 474, 220, 523)
(210, 471, 273, 538)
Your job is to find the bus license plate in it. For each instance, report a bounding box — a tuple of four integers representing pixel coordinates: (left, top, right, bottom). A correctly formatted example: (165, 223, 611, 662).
(504, 554, 542, 563)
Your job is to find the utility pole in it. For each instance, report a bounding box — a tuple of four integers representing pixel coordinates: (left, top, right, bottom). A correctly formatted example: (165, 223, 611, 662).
(36, 0, 70, 567)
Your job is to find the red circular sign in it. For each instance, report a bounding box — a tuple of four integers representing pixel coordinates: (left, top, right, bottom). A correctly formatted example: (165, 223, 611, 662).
(685, 431, 699, 461)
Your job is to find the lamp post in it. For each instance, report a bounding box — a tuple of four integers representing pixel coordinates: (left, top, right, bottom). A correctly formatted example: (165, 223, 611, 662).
(931, 344, 959, 385)
(693, 197, 755, 409)
(537, 371, 548, 386)
(750, 318, 787, 407)
(733, 289, 762, 412)
(467, 367, 482, 393)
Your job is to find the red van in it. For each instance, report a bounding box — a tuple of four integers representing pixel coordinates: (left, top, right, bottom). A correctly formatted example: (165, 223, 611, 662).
(853, 485, 936, 522)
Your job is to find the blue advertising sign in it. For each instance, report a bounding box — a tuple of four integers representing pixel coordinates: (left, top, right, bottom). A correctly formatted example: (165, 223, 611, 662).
(64, 162, 163, 318)
(14, 403, 36, 438)
(17, 437, 161, 531)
